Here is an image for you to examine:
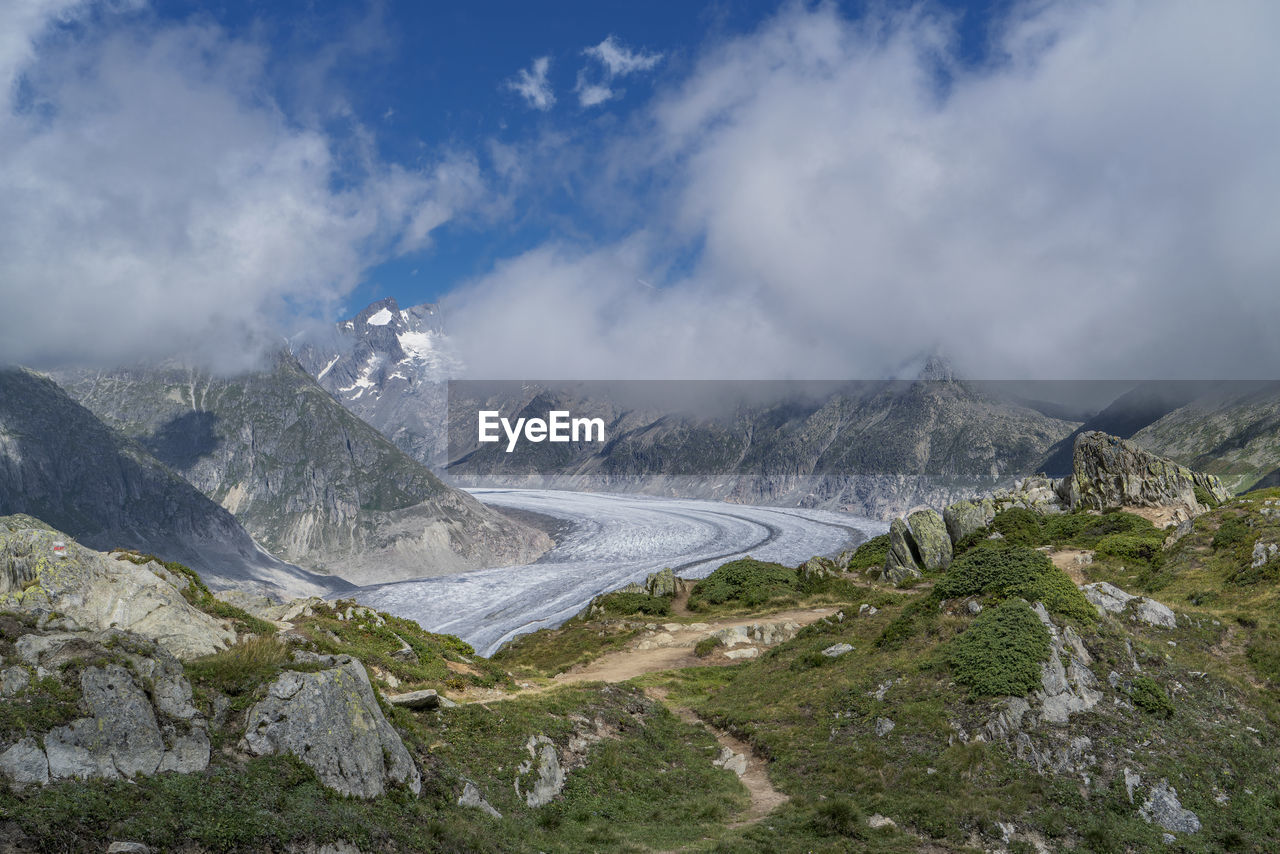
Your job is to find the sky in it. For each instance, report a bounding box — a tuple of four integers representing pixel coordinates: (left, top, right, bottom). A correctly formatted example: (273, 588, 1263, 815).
(1, 0, 1278, 379)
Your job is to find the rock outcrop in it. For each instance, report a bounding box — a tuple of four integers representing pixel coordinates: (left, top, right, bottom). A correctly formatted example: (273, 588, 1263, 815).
(1082, 582, 1177, 628)
(1064, 432, 1232, 513)
(0, 517, 233, 659)
(943, 498, 996, 545)
(241, 655, 421, 799)
(879, 509, 951, 585)
(0, 628, 209, 786)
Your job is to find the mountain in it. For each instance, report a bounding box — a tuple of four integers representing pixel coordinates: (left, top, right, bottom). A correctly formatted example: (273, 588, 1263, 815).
(55, 353, 551, 585)
(447, 363, 1079, 518)
(1130, 381, 1280, 493)
(1037, 381, 1218, 477)
(0, 367, 333, 597)
(291, 297, 456, 467)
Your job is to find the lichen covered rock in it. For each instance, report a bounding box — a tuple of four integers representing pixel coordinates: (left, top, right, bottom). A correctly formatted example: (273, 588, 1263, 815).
(241, 657, 421, 799)
(943, 498, 996, 545)
(1065, 432, 1232, 512)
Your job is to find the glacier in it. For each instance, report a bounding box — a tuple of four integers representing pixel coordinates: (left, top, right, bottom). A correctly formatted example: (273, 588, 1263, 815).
(350, 488, 886, 656)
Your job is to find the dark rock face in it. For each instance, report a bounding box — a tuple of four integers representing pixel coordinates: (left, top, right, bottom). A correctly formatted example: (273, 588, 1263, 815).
(0, 368, 328, 597)
(1065, 432, 1232, 512)
(56, 354, 550, 585)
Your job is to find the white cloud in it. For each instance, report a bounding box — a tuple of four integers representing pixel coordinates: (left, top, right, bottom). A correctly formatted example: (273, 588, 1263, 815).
(0, 3, 483, 371)
(507, 55, 555, 111)
(584, 35, 662, 77)
(575, 35, 663, 108)
(451, 1, 1280, 380)
(574, 72, 614, 108)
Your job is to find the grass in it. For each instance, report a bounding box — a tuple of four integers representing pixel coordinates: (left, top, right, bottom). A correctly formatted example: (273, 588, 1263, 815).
(492, 618, 640, 678)
(183, 634, 295, 701)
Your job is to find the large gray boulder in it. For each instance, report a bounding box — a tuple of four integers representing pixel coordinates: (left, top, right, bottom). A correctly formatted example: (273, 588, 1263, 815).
(943, 498, 996, 545)
(906, 509, 952, 571)
(882, 518, 923, 585)
(1, 631, 210, 785)
(1065, 432, 1232, 512)
(0, 520, 234, 659)
(1140, 779, 1202, 834)
(241, 657, 421, 799)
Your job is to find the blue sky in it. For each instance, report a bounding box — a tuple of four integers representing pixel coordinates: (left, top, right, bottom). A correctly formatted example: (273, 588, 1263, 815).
(139, 0, 1015, 315)
(2, 1, 1278, 379)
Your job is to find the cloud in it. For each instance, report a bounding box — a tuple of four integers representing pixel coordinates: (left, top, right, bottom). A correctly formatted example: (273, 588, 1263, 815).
(449, 1, 1280, 381)
(575, 35, 663, 108)
(583, 35, 663, 77)
(573, 73, 614, 108)
(507, 55, 555, 111)
(0, 2, 480, 371)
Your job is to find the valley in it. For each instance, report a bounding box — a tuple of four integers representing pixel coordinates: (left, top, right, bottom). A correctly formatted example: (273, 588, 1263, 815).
(352, 488, 883, 655)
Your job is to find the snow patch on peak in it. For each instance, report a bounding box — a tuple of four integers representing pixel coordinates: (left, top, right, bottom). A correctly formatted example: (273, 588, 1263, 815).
(366, 307, 394, 326)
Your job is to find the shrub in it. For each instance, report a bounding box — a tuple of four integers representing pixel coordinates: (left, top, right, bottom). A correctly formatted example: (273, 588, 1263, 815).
(936, 543, 1094, 622)
(595, 591, 672, 617)
(1212, 516, 1253, 551)
(1044, 511, 1158, 549)
(811, 798, 867, 839)
(874, 594, 940, 649)
(694, 636, 724, 658)
(1095, 533, 1165, 568)
(1128, 675, 1175, 718)
(948, 599, 1050, 697)
(688, 558, 798, 611)
(847, 534, 890, 571)
(988, 507, 1044, 546)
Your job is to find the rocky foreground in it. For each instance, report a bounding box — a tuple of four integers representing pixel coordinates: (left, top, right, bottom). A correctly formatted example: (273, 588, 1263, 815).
(0, 431, 1278, 852)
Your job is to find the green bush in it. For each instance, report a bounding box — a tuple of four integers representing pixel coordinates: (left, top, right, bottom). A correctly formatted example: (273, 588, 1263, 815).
(1128, 675, 1175, 718)
(1043, 511, 1158, 549)
(948, 599, 1050, 696)
(688, 558, 798, 611)
(847, 534, 890, 570)
(935, 543, 1094, 622)
(810, 798, 867, 839)
(694, 636, 724, 658)
(1094, 533, 1165, 568)
(1245, 627, 1280, 683)
(874, 594, 940, 649)
(1212, 516, 1253, 551)
(595, 591, 672, 617)
(988, 507, 1044, 546)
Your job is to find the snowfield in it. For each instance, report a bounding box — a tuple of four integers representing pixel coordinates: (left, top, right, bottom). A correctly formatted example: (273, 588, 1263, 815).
(350, 488, 887, 656)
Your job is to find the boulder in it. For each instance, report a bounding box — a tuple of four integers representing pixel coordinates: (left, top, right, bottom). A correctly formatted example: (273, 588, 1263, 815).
(644, 567, 680, 597)
(1082, 583, 1177, 628)
(882, 518, 923, 585)
(1140, 779, 1202, 834)
(458, 781, 502, 818)
(800, 556, 839, 579)
(0, 520, 233, 659)
(1065, 432, 1232, 512)
(1, 631, 210, 786)
(943, 498, 996, 545)
(712, 746, 747, 776)
(385, 689, 440, 710)
(822, 643, 853, 658)
(515, 735, 564, 808)
(241, 659, 421, 799)
(906, 510, 952, 571)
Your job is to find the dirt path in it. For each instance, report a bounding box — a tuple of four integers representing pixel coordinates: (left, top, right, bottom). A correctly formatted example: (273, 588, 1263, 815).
(645, 687, 789, 827)
(1050, 548, 1094, 584)
(551, 606, 837, 686)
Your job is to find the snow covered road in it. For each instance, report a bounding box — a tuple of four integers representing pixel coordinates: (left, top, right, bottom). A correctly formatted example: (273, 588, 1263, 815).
(350, 489, 886, 656)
